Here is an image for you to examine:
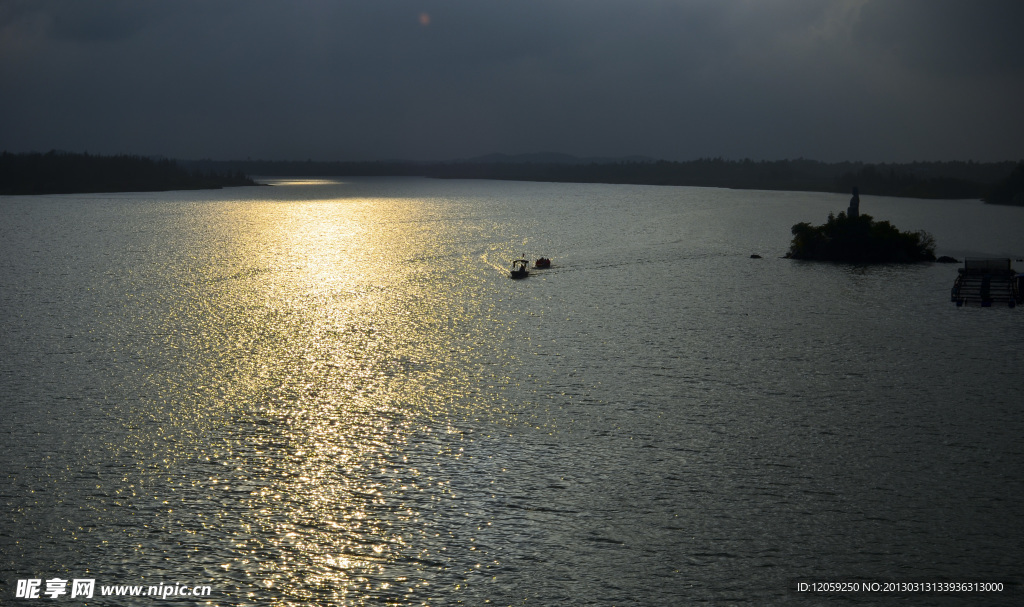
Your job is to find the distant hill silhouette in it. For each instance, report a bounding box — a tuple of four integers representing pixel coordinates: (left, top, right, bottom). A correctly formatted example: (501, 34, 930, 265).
(0, 151, 256, 195)
(461, 152, 657, 165)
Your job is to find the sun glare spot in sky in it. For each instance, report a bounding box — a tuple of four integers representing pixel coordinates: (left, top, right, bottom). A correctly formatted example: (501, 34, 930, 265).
(419, 12, 431, 26)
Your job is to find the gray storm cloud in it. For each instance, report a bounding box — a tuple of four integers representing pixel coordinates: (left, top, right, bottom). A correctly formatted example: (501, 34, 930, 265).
(1, 0, 1021, 161)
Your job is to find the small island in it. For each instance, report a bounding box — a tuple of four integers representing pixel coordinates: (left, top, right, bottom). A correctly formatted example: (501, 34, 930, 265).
(786, 187, 936, 263)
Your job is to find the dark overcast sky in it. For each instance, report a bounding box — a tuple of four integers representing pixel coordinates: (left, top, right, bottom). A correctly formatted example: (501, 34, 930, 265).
(2, 0, 1022, 162)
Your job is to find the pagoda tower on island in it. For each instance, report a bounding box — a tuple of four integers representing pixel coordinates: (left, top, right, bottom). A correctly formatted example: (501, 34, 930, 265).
(847, 186, 860, 219)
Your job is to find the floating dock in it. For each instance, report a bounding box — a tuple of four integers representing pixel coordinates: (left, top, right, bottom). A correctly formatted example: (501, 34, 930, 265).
(950, 258, 1022, 307)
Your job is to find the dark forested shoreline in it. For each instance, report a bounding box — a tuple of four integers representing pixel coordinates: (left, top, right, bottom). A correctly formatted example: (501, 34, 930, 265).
(3, 151, 1022, 203)
(0, 151, 256, 195)
(193, 156, 1022, 202)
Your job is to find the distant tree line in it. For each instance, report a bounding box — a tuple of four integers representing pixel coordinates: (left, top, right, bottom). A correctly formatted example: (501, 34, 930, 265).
(6, 151, 1021, 202)
(0, 151, 256, 195)
(983, 161, 1024, 206)
(190, 157, 1019, 201)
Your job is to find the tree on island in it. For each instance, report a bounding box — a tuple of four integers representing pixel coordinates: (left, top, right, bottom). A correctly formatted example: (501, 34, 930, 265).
(786, 189, 936, 263)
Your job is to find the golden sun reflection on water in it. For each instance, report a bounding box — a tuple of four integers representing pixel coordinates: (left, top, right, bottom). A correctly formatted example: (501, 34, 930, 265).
(200, 193, 495, 602)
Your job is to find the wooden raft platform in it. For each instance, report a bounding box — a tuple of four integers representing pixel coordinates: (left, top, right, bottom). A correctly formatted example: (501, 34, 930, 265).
(950, 258, 1023, 307)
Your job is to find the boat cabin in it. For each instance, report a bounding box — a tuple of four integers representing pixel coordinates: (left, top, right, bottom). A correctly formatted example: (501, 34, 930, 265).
(510, 259, 529, 279)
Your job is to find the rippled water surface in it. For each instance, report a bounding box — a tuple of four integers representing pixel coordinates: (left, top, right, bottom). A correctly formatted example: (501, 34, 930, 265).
(2, 178, 1023, 605)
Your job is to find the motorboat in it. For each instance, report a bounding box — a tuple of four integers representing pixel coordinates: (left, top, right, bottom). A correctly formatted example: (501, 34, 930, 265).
(510, 259, 529, 279)
(534, 257, 551, 269)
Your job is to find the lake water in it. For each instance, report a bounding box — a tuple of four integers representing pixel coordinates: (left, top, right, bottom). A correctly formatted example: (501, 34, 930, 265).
(2, 178, 1022, 605)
